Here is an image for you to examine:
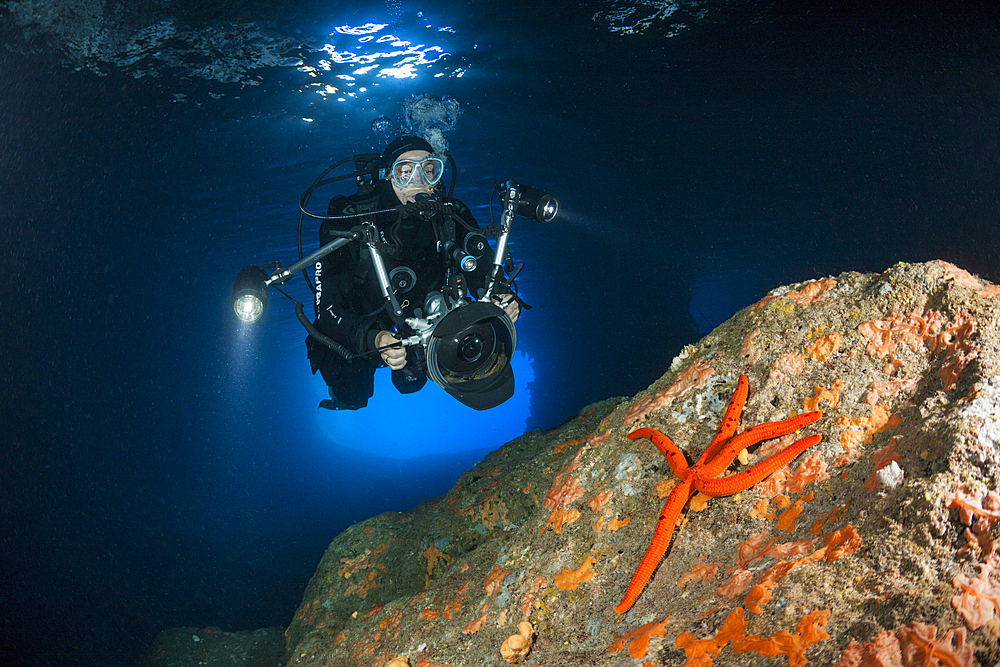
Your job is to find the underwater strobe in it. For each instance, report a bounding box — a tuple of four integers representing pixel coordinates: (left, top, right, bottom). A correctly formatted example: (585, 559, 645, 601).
(229, 151, 560, 410)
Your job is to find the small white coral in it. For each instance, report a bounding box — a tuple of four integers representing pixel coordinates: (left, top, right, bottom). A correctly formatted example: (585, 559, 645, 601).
(876, 460, 904, 489)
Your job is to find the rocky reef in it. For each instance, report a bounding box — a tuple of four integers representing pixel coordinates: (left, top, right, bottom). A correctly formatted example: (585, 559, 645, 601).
(144, 260, 1000, 666)
(280, 260, 1000, 667)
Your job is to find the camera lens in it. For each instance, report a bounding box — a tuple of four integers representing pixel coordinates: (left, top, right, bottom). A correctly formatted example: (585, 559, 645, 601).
(458, 334, 484, 362)
(424, 301, 518, 408)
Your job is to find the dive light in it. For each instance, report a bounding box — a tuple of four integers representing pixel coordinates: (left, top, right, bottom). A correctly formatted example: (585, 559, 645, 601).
(231, 265, 269, 324)
(504, 181, 560, 223)
(442, 233, 489, 273)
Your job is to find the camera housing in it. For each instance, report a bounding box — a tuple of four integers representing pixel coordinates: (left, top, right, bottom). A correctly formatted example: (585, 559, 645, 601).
(424, 300, 516, 410)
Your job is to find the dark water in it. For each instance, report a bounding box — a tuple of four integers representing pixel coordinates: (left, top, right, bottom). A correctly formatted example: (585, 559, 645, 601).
(2, 1, 998, 664)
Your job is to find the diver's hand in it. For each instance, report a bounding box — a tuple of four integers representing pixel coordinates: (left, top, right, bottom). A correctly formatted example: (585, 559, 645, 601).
(375, 330, 407, 370)
(492, 294, 520, 324)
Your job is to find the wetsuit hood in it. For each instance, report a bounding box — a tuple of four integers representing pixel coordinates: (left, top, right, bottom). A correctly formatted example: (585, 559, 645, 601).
(381, 135, 435, 168)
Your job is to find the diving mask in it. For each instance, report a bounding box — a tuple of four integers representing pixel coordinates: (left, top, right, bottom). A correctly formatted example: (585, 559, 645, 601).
(391, 156, 444, 188)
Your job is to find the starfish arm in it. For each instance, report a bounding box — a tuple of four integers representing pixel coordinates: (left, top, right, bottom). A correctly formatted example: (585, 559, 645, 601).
(695, 374, 748, 467)
(698, 411, 822, 479)
(614, 477, 696, 614)
(628, 428, 690, 478)
(695, 434, 823, 497)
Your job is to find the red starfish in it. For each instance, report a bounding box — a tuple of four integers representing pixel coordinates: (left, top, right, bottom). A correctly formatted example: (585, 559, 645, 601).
(614, 374, 822, 613)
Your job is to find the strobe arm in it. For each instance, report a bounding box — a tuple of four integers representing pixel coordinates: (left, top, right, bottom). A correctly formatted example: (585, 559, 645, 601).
(482, 183, 519, 301)
(232, 226, 404, 360)
(266, 230, 360, 286)
(481, 180, 560, 301)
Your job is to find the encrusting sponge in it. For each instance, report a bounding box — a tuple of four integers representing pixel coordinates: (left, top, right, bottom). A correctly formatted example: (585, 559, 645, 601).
(500, 621, 534, 663)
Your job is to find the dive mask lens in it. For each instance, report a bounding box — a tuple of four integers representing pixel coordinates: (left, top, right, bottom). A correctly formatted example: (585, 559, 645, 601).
(391, 157, 444, 187)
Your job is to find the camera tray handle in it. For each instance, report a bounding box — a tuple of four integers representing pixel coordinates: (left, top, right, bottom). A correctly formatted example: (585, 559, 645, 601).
(358, 221, 405, 322)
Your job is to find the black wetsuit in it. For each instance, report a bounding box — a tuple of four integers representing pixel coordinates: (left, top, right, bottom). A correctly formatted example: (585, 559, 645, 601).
(306, 181, 497, 410)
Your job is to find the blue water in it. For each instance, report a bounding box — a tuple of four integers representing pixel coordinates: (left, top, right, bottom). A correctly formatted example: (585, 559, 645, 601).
(2, 1, 999, 664)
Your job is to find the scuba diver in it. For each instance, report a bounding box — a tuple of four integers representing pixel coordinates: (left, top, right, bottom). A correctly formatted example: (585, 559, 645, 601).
(305, 135, 524, 410)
